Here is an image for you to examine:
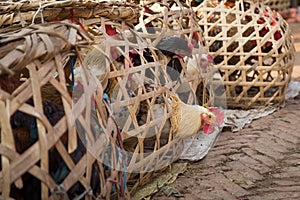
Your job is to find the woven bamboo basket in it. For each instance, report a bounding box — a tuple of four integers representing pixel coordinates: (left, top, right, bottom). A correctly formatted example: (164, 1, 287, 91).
(0, 21, 127, 199)
(60, 2, 195, 196)
(0, 1, 143, 199)
(82, 22, 194, 196)
(193, 0, 295, 109)
(133, 0, 217, 107)
(76, 44, 187, 197)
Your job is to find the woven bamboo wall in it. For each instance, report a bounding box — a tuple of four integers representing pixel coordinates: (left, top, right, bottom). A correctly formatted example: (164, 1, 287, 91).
(193, 0, 295, 109)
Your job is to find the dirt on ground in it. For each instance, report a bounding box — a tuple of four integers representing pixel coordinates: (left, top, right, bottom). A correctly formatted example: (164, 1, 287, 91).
(152, 23, 300, 200)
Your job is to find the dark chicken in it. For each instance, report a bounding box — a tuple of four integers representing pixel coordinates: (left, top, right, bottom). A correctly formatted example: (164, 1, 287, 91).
(0, 73, 97, 199)
(155, 36, 193, 59)
(155, 35, 214, 79)
(129, 49, 154, 67)
(10, 99, 66, 153)
(155, 37, 194, 81)
(191, 0, 204, 7)
(1, 74, 66, 199)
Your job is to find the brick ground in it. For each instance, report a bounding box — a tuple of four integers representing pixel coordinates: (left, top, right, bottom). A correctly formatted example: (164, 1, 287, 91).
(153, 94, 300, 200)
(152, 23, 300, 200)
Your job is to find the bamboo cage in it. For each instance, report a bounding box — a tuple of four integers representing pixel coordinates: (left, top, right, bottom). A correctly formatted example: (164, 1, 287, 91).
(133, 0, 218, 107)
(83, 19, 191, 196)
(0, 20, 126, 199)
(0, 1, 137, 199)
(192, 0, 295, 109)
(0, 0, 204, 199)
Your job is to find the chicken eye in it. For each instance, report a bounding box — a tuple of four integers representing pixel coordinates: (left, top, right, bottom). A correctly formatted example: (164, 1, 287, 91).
(208, 115, 212, 119)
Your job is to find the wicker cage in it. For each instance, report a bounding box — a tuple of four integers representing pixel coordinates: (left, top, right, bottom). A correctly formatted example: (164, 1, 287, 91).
(83, 22, 195, 195)
(132, 0, 218, 107)
(193, 0, 295, 109)
(0, 20, 126, 199)
(0, 1, 142, 199)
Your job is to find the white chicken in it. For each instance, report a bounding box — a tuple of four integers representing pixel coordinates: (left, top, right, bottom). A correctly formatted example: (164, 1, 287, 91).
(123, 93, 224, 152)
(169, 94, 224, 138)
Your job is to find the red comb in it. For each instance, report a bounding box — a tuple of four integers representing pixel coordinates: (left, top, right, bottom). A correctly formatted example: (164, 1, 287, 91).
(208, 107, 224, 126)
(105, 25, 117, 36)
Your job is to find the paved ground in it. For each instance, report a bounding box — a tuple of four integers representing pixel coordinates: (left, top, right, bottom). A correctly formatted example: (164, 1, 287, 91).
(153, 22, 300, 200)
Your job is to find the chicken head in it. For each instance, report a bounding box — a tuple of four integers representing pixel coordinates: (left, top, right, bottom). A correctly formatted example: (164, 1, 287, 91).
(201, 107, 224, 134)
